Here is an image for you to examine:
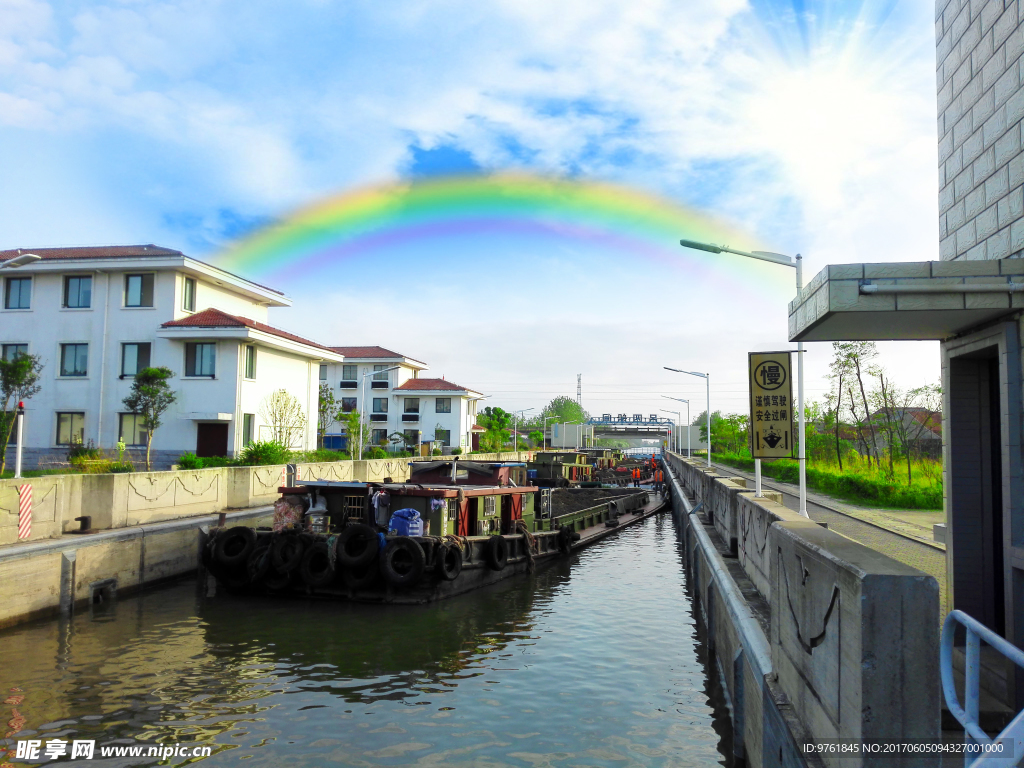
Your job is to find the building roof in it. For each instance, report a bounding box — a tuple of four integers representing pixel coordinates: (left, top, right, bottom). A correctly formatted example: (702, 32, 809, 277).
(0, 244, 286, 297)
(328, 345, 426, 365)
(161, 307, 336, 353)
(395, 377, 476, 393)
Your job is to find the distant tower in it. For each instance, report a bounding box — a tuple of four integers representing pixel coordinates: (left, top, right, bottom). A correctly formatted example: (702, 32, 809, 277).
(577, 373, 582, 405)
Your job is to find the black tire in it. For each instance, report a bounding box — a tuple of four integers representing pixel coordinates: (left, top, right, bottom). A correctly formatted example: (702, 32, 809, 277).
(263, 566, 292, 593)
(272, 533, 307, 573)
(557, 526, 574, 555)
(300, 542, 336, 588)
(215, 526, 257, 567)
(247, 542, 273, 583)
(485, 535, 508, 571)
(336, 524, 380, 568)
(437, 542, 463, 581)
(342, 557, 379, 590)
(380, 537, 426, 588)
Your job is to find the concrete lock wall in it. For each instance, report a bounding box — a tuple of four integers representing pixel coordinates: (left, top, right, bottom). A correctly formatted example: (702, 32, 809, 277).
(662, 451, 940, 768)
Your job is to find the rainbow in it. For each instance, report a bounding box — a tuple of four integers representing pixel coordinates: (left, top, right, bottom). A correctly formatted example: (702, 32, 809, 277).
(213, 173, 777, 284)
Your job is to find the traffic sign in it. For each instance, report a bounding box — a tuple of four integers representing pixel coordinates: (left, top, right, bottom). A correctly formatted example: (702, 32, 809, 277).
(748, 351, 794, 459)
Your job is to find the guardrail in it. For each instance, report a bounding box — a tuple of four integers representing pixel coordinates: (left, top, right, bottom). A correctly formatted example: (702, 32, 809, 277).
(941, 609, 1024, 767)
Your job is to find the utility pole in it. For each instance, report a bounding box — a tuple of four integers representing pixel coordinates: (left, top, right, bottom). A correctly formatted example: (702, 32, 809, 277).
(576, 374, 582, 405)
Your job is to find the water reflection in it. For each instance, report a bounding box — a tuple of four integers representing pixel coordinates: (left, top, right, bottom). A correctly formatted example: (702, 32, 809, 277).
(1, 516, 729, 767)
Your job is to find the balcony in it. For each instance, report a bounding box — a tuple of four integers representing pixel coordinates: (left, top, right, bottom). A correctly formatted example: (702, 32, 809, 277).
(339, 380, 357, 389)
(370, 380, 389, 389)
(401, 413, 420, 422)
(370, 414, 388, 422)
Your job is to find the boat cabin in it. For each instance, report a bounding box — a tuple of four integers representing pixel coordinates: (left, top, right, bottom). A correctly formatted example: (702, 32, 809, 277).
(407, 460, 529, 487)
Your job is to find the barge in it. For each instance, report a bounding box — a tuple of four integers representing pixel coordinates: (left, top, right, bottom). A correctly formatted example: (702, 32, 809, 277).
(204, 460, 666, 604)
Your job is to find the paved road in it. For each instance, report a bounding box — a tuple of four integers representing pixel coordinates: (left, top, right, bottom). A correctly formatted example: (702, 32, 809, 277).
(710, 462, 948, 614)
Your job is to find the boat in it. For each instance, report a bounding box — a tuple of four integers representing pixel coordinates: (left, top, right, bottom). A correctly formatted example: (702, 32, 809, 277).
(203, 460, 667, 604)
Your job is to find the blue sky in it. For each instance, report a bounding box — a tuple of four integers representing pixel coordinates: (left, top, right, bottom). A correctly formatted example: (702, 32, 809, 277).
(0, 0, 942, 419)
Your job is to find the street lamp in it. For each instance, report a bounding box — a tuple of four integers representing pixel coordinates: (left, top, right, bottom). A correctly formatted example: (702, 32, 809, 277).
(660, 409, 679, 453)
(662, 396, 690, 457)
(664, 368, 710, 468)
(512, 408, 534, 451)
(358, 365, 401, 460)
(679, 238, 807, 517)
(542, 415, 554, 449)
(0, 253, 41, 270)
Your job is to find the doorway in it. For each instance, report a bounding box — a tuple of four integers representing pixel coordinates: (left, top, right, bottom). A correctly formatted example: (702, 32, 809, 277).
(196, 423, 228, 457)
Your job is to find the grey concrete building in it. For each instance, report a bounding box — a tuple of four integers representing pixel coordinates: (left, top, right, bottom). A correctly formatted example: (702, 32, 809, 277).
(787, 0, 1024, 716)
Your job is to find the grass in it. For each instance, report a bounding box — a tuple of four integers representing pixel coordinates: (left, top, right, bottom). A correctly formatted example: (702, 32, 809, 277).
(712, 450, 943, 510)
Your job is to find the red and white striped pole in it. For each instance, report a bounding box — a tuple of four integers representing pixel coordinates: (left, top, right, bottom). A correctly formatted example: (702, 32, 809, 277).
(17, 484, 32, 540)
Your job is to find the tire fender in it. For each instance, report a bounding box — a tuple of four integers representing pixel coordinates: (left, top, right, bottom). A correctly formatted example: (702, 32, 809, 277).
(380, 536, 426, 588)
(485, 535, 508, 571)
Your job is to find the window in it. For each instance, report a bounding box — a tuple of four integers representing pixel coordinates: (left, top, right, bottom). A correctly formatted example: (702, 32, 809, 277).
(56, 412, 84, 445)
(60, 344, 88, 377)
(121, 343, 151, 377)
(435, 398, 452, 413)
(243, 413, 255, 446)
(371, 428, 388, 445)
(185, 342, 216, 377)
(118, 413, 148, 446)
(318, 363, 327, 381)
(435, 429, 451, 445)
(182, 276, 196, 312)
(372, 364, 389, 381)
(63, 276, 92, 308)
(446, 498, 457, 520)
(372, 397, 388, 413)
(404, 397, 419, 413)
(404, 429, 419, 445)
(124, 274, 154, 307)
(4, 277, 30, 309)
(341, 397, 357, 412)
(342, 364, 357, 380)
(2, 344, 27, 361)
(245, 346, 257, 379)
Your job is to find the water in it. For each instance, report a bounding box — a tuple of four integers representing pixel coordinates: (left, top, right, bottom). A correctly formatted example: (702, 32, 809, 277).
(0, 515, 730, 766)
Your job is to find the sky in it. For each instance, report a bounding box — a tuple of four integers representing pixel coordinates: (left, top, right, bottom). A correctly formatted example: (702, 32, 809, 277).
(0, 0, 943, 422)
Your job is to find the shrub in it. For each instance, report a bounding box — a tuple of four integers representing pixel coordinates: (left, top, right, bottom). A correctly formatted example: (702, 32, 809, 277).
(365, 447, 388, 460)
(68, 443, 101, 465)
(431, 448, 442, 456)
(300, 448, 350, 462)
(451, 448, 462, 455)
(198, 455, 235, 468)
(108, 461, 135, 473)
(81, 460, 112, 474)
(237, 441, 291, 466)
(177, 452, 204, 470)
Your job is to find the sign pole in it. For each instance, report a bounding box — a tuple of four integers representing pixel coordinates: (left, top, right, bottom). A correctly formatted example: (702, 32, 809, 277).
(796, 255, 807, 518)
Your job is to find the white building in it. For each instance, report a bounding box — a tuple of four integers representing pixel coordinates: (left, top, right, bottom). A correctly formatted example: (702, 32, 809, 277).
(319, 347, 483, 453)
(0, 245, 342, 468)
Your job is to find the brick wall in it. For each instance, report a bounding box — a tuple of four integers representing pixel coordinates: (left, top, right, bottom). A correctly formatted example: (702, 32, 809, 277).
(937, 0, 1024, 261)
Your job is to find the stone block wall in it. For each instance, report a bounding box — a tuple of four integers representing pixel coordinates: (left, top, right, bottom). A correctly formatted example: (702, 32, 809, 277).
(937, 0, 1024, 262)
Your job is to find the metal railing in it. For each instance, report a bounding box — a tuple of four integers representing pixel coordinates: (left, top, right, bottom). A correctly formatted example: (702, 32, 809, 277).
(941, 609, 1024, 767)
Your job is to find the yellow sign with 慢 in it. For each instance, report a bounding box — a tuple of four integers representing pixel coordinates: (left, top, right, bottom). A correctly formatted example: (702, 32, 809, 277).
(748, 351, 794, 459)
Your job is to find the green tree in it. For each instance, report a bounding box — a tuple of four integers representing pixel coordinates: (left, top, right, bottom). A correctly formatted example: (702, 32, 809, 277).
(0, 352, 44, 473)
(336, 409, 372, 457)
(476, 406, 512, 452)
(527, 429, 544, 447)
(122, 367, 178, 472)
(317, 383, 337, 449)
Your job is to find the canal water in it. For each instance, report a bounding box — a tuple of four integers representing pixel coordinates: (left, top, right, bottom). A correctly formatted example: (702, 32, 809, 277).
(1, 515, 730, 767)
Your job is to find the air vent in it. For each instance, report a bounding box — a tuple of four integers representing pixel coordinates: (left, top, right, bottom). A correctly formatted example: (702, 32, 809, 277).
(370, 381, 388, 389)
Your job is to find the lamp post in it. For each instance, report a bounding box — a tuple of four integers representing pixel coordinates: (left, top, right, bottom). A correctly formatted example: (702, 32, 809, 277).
(512, 408, 534, 452)
(662, 396, 690, 457)
(358, 365, 400, 460)
(13, 401, 25, 479)
(542, 415, 554, 449)
(664, 368, 710, 468)
(678, 238, 807, 517)
(660, 409, 679, 453)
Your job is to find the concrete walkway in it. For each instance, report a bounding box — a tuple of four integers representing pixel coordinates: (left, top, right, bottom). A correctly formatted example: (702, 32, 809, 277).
(711, 462, 949, 615)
